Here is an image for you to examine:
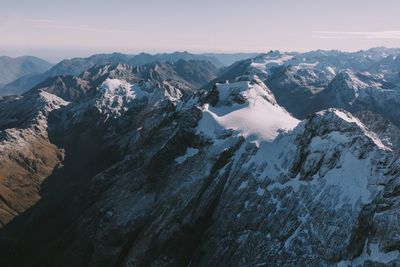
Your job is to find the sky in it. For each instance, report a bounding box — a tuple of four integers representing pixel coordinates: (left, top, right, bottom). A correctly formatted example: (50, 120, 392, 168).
(1, 0, 400, 62)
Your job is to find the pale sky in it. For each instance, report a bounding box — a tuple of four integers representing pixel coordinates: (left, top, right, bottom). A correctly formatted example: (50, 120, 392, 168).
(1, 0, 400, 62)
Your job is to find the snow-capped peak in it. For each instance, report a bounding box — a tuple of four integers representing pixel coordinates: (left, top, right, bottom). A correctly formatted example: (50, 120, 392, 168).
(38, 90, 70, 111)
(215, 75, 277, 106)
(197, 75, 299, 142)
(94, 78, 144, 119)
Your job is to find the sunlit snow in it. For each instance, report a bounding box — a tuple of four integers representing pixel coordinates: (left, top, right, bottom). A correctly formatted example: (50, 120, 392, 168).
(197, 77, 299, 142)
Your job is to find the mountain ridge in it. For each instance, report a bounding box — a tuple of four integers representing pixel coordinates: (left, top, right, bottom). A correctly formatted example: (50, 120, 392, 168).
(0, 52, 258, 96)
(0, 56, 53, 85)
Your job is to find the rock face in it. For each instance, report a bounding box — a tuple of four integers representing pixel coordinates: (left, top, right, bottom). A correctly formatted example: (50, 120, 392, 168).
(0, 54, 399, 267)
(0, 90, 68, 226)
(322, 70, 400, 126)
(355, 111, 400, 150)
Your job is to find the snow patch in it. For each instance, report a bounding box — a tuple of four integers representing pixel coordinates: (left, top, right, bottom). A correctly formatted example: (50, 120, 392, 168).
(326, 66, 336, 75)
(238, 181, 248, 190)
(256, 187, 265, 196)
(175, 148, 199, 164)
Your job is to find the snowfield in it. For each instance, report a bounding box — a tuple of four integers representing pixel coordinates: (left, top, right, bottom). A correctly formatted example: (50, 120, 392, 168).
(197, 76, 299, 142)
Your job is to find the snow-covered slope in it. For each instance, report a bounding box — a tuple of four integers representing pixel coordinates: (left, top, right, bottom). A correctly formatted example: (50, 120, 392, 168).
(197, 75, 299, 141)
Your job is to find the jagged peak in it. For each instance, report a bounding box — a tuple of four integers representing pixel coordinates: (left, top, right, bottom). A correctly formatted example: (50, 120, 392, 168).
(13, 89, 70, 116)
(37, 90, 70, 111)
(93, 78, 142, 119)
(213, 74, 277, 107)
(265, 50, 283, 57)
(307, 108, 389, 150)
(253, 50, 292, 62)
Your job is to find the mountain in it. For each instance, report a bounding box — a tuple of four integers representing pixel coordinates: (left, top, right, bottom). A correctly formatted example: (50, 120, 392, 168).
(205, 48, 400, 139)
(0, 60, 217, 226)
(0, 53, 400, 266)
(145, 51, 223, 67)
(0, 56, 52, 85)
(202, 53, 259, 66)
(35, 60, 218, 101)
(42, 52, 222, 78)
(0, 52, 222, 96)
(355, 110, 400, 151)
(0, 89, 69, 228)
(320, 69, 400, 125)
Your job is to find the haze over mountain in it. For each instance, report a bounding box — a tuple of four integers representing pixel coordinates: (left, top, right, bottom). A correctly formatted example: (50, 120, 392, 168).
(0, 56, 52, 85)
(0, 47, 400, 266)
(0, 52, 256, 96)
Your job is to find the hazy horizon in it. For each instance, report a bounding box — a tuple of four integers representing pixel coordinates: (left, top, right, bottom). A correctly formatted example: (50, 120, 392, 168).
(1, 46, 400, 64)
(2, 0, 400, 62)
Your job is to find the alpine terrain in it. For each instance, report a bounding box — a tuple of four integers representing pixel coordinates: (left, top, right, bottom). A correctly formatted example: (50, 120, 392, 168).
(0, 48, 400, 267)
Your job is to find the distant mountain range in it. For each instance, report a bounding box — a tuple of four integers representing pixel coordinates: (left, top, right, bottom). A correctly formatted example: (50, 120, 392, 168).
(0, 56, 53, 85)
(0, 52, 257, 96)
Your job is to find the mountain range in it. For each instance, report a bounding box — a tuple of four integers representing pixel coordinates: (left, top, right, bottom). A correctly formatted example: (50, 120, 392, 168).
(0, 52, 256, 96)
(0, 47, 400, 266)
(0, 56, 53, 86)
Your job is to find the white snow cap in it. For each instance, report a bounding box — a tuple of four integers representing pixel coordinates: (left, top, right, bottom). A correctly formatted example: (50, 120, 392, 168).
(197, 75, 299, 142)
(95, 78, 151, 118)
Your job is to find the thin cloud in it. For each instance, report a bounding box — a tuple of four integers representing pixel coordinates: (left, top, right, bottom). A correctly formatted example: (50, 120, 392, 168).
(313, 31, 400, 40)
(30, 19, 135, 34)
